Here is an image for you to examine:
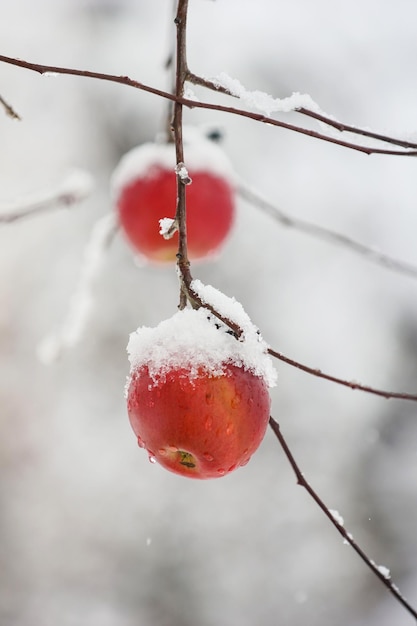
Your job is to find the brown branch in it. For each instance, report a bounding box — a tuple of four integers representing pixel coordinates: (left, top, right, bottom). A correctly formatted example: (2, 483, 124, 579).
(268, 416, 417, 620)
(173, 0, 192, 310)
(187, 71, 417, 151)
(238, 184, 417, 282)
(1, 54, 417, 157)
(268, 347, 417, 401)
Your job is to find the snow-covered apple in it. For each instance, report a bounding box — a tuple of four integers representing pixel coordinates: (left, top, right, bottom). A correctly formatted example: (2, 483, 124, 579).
(111, 130, 236, 263)
(126, 283, 277, 479)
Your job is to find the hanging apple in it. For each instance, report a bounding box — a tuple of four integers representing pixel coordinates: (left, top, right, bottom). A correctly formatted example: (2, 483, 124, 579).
(126, 289, 277, 479)
(111, 130, 236, 263)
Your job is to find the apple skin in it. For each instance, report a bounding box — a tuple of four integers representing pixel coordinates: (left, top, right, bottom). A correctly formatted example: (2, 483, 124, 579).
(127, 363, 271, 479)
(117, 166, 235, 263)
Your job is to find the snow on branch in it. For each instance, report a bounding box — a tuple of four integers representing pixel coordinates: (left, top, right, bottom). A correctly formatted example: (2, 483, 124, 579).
(37, 213, 117, 364)
(0, 169, 94, 224)
(1, 54, 417, 156)
(213, 71, 323, 116)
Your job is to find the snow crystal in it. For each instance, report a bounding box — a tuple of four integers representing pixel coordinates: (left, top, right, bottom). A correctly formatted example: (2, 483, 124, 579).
(370, 560, 391, 580)
(59, 168, 94, 201)
(329, 509, 344, 526)
(110, 127, 236, 199)
(183, 86, 199, 102)
(214, 71, 323, 116)
(38, 213, 117, 364)
(127, 285, 277, 388)
(174, 162, 192, 184)
(159, 217, 176, 239)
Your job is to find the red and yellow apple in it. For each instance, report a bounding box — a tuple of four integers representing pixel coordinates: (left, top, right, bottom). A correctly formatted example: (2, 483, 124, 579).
(127, 362, 271, 479)
(126, 297, 276, 479)
(112, 135, 235, 263)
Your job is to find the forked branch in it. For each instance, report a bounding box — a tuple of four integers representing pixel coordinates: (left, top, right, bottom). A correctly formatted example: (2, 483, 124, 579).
(1, 54, 417, 157)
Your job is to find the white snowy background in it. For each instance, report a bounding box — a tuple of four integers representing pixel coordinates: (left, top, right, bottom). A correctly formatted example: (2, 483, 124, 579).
(1, 1, 417, 625)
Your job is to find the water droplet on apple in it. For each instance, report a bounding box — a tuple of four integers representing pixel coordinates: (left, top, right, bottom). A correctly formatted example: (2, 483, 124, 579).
(217, 468, 226, 476)
(137, 436, 146, 449)
(168, 445, 178, 452)
(248, 397, 254, 406)
(203, 452, 214, 462)
(148, 454, 157, 464)
(240, 457, 251, 467)
(158, 448, 167, 456)
(226, 422, 234, 435)
(204, 416, 213, 430)
(228, 463, 237, 472)
(231, 394, 241, 408)
(243, 447, 249, 455)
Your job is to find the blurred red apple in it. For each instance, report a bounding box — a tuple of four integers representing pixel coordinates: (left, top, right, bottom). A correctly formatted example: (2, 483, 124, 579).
(111, 133, 235, 263)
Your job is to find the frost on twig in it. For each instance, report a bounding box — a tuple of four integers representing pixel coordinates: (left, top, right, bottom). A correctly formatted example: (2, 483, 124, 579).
(0, 169, 94, 224)
(37, 213, 117, 364)
(159, 217, 177, 239)
(213, 71, 324, 117)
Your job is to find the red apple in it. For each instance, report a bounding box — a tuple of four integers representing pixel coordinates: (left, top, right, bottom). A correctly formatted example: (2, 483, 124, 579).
(111, 133, 235, 263)
(127, 362, 271, 479)
(126, 303, 276, 479)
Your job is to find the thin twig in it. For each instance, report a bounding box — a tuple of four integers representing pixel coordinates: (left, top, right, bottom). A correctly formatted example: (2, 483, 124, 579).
(172, 0, 193, 309)
(238, 183, 417, 282)
(268, 416, 417, 620)
(0, 170, 93, 224)
(268, 347, 417, 401)
(0, 93, 20, 119)
(1, 54, 417, 157)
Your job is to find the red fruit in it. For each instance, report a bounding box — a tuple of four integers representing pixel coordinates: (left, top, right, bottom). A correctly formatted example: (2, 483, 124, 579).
(126, 302, 276, 479)
(127, 363, 270, 479)
(111, 133, 235, 263)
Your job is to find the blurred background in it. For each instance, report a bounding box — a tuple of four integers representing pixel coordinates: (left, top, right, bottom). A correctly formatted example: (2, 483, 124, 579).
(1, 1, 417, 624)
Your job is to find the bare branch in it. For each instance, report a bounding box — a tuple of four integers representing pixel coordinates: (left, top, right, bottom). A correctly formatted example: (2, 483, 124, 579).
(268, 347, 417, 401)
(0, 93, 20, 119)
(268, 416, 417, 620)
(0, 169, 94, 224)
(172, 0, 193, 310)
(1, 54, 417, 157)
(238, 183, 417, 282)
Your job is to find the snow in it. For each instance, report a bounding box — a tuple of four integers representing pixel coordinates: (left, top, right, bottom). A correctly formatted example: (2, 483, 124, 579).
(127, 285, 277, 388)
(370, 560, 391, 580)
(110, 127, 236, 199)
(329, 509, 344, 526)
(38, 213, 117, 363)
(214, 71, 323, 116)
(159, 217, 176, 239)
(175, 161, 192, 184)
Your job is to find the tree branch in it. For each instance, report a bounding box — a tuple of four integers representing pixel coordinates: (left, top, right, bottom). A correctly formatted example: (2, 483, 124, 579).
(268, 347, 417, 401)
(1, 54, 417, 157)
(238, 183, 417, 282)
(268, 416, 417, 620)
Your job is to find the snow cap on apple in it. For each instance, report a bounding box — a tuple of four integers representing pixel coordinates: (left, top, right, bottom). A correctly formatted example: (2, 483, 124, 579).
(126, 281, 276, 479)
(111, 127, 236, 264)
